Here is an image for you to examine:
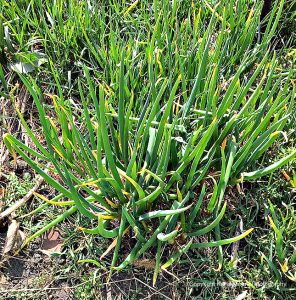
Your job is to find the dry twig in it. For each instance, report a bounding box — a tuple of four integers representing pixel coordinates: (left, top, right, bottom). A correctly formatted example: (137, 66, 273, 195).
(0, 174, 44, 220)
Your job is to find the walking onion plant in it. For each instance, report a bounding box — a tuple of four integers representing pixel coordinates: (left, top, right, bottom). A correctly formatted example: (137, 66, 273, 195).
(2, 0, 295, 283)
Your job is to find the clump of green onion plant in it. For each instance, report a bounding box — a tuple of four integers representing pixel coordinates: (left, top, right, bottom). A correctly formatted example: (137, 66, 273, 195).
(2, 0, 295, 283)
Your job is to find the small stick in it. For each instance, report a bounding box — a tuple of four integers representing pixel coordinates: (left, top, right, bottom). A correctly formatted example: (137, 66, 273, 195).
(0, 174, 44, 220)
(0, 149, 9, 167)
